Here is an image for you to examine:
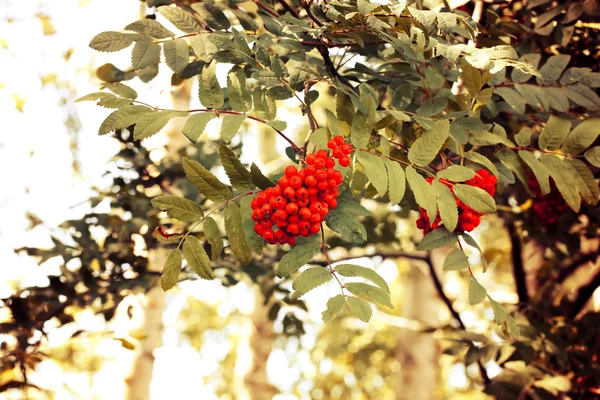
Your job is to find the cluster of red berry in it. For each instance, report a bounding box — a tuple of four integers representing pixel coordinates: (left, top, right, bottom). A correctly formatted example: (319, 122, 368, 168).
(250, 137, 352, 245)
(327, 135, 353, 167)
(527, 174, 570, 225)
(416, 169, 497, 234)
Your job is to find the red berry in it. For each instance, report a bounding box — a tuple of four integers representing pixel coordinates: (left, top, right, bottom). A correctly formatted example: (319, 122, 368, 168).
(305, 175, 318, 187)
(285, 203, 298, 214)
(298, 220, 310, 231)
(296, 187, 308, 200)
(263, 230, 275, 241)
(332, 148, 343, 159)
(314, 158, 326, 169)
(316, 150, 329, 159)
(334, 135, 345, 146)
(274, 209, 288, 221)
(310, 213, 322, 223)
(327, 179, 338, 188)
(288, 215, 300, 224)
(290, 176, 303, 189)
(274, 196, 286, 209)
(341, 144, 353, 155)
(315, 170, 327, 181)
(275, 229, 288, 243)
(317, 181, 329, 191)
(261, 204, 273, 216)
(309, 223, 321, 234)
(256, 193, 268, 206)
(327, 140, 337, 149)
(284, 187, 296, 199)
(252, 209, 264, 222)
(305, 165, 316, 176)
(279, 176, 290, 189)
(285, 165, 298, 178)
(339, 156, 351, 167)
(326, 158, 335, 168)
(307, 187, 319, 197)
(286, 236, 296, 246)
(250, 198, 259, 210)
(305, 154, 316, 165)
(254, 223, 265, 235)
(328, 198, 338, 209)
(299, 207, 312, 220)
(298, 170, 306, 180)
(287, 223, 299, 235)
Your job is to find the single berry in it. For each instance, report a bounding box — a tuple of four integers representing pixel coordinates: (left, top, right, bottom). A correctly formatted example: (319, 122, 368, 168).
(334, 135, 345, 146)
(305, 154, 316, 165)
(339, 156, 351, 167)
(284, 165, 298, 178)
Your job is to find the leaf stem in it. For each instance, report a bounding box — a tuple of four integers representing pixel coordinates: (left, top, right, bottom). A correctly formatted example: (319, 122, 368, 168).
(320, 224, 346, 297)
(359, 149, 436, 177)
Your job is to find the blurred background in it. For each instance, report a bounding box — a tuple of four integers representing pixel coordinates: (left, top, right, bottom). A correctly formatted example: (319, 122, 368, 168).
(1, 0, 600, 399)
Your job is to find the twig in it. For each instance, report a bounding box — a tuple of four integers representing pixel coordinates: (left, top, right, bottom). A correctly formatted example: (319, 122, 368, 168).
(569, 270, 600, 319)
(275, 0, 300, 18)
(254, 1, 280, 17)
(508, 223, 529, 304)
(557, 250, 600, 284)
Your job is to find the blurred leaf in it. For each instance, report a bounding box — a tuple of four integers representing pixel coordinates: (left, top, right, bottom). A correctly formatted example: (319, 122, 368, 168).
(203, 217, 223, 260)
(469, 277, 487, 305)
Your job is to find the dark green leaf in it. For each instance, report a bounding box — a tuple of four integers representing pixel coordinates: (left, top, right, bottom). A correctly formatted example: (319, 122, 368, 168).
(250, 163, 276, 189)
(325, 209, 368, 244)
(203, 217, 223, 260)
(182, 157, 232, 202)
(224, 203, 252, 265)
(417, 228, 458, 251)
(518, 151, 551, 195)
(161, 250, 182, 291)
(335, 264, 389, 293)
(539, 154, 581, 212)
(219, 145, 255, 192)
(183, 236, 214, 279)
(191, 3, 231, 30)
(276, 240, 322, 277)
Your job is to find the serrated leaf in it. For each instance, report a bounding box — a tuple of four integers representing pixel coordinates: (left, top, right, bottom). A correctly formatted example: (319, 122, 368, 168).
(220, 114, 246, 142)
(163, 38, 189, 73)
(224, 203, 252, 265)
(325, 210, 368, 244)
(191, 3, 231, 30)
(495, 148, 531, 193)
(250, 163, 275, 190)
(418, 228, 458, 251)
(310, 127, 330, 150)
(151, 195, 204, 222)
(406, 167, 437, 222)
(336, 199, 371, 217)
(133, 111, 185, 140)
(564, 158, 600, 205)
(495, 87, 525, 114)
(437, 165, 476, 182)
(347, 296, 372, 322)
(515, 84, 548, 111)
(538, 115, 571, 151)
(356, 152, 388, 196)
(545, 87, 570, 112)
(76, 92, 114, 102)
(182, 113, 215, 143)
(537, 54, 570, 84)
(98, 105, 149, 135)
(580, 72, 600, 88)
(227, 67, 252, 112)
(443, 248, 469, 271)
(335, 264, 389, 293)
(488, 297, 508, 323)
(276, 240, 322, 278)
(408, 7, 436, 27)
(465, 152, 499, 177)
(158, 6, 203, 33)
(453, 184, 496, 213)
(291, 267, 333, 299)
(351, 111, 372, 149)
(199, 62, 224, 109)
(511, 54, 541, 83)
(125, 19, 174, 39)
(540, 154, 581, 212)
(345, 282, 394, 309)
(322, 295, 347, 323)
(161, 250, 182, 291)
(469, 277, 487, 305)
(416, 97, 448, 117)
(585, 147, 600, 167)
(131, 41, 161, 70)
(97, 95, 130, 109)
(468, 130, 514, 147)
(433, 180, 458, 232)
(190, 35, 217, 62)
(383, 159, 405, 205)
(567, 84, 600, 111)
(561, 119, 600, 155)
(89, 31, 133, 52)
(183, 236, 214, 279)
(408, 119, 450, 167)
(100, 82, 138, 100)
(182, 157, 232, 202)
(514, 127, 532, 147)
(518, 151, 550, 195)
(203, 217, 223, 260)
(240, 196, 264, 254)
(461, 58, 483, 96)
(219, 145, 255, 192)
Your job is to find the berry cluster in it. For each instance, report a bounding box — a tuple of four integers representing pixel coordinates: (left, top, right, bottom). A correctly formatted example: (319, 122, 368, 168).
(327, 135, 353, 167)
(250, 137, 352, 246)
(527, 174, 570, 225)
(416, 169, 497, 234)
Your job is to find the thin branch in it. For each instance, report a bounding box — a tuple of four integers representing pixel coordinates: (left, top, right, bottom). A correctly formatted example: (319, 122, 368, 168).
(508, 223, 529, 304)
(301, 0, 323, 26)
(275, 0, 300, 18)
(569, 269, 600, 319)
(254, 1, 280, 17)
(557, 250, 600, 284)
(320, 225, 346, 296)
(316, 45, 355, 90)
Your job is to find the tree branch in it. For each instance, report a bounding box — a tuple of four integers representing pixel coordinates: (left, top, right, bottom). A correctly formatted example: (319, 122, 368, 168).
(316, 45, 355, 91)
(557, 250, 600, 284)
(568, 269, 600, 319)
(508, 223, 529, 304)
(275, 0, 300, 18)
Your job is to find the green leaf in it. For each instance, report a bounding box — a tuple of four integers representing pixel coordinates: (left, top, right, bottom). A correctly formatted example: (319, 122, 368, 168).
(495, 87, 525, 114)
(465, 152, 499, 178)
(495, 148, 531, 193)
(250, 163, 275, 190)
(133, 111, 185, 140)
(199, 62, 224, 109)
(537, 54, 570, 84)
(460, 232, 483, 253)
(190, 35, 217, 62)
(131, 41, 161, 70)
(346, 296, 372, 322)
(310, 127, 330, 150)
(356, 152, 388, 196)
(406, 167, 437, 222)
(545, 87, 570, 112)
(336, 198, 371, 217)
(219, 145, 255, 192)
(489, 297, 508, 323)
(325, 209, 368, 244)
(418, 228, 458, 251)
(89, 31, 133, 52)
(100, 82, 138, 100)
(227, 67, 252, 112)
(351, 111, 372, 149)
(163, 38, 189, 73)
(345, 282, 394, 309)
(408, 120, 450, 167)
(515, 84, 548, 112)
(182, 157, 232, 203)
(437, 165, 476, 182)
(76, 92, 114, 102)
(218, 114, 246, 143)
(158, 6, 203, 33)
(518, 151, 551, 195)
(98, 105, 149, 135)
(443, 248, 469, 271)
(182, 113, 215, 143)
(203, 217, 223, 260)
(564, 158, 600, 205)
(469, 277, 487, 305)
(291, 267, 333, 299)
(125, 19, 174, 39)
(240, 196, 264, 254)
(322, 295, 347, 323)
(224, 203, 252, 265)
(538, 115, 571, 151)
(161, 250, 182, 291)
(191, 3, 231, 30)
(97, 95, 131, 109)
(567, 84, 600, 111)
(416, 97, 448, 117)
(468, 130, 514, 147)
(151, 195, 204, 222)
(511, 54, 541, 83)
(453, 184, 496, 213)
(585, 146, 600, 167)
(270, 55, 288, 78)
(539, 154, 581, 212)
(514, 127, 532, 147)
(461, 58, 483, 96)
(433, 180, 458, 232)
(276, 240, 322, 278)
(183, 236, 214, 280)
(561, 119, 600, 155)
(335, 264, 389, 293)
(383, 159, 406, 205)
